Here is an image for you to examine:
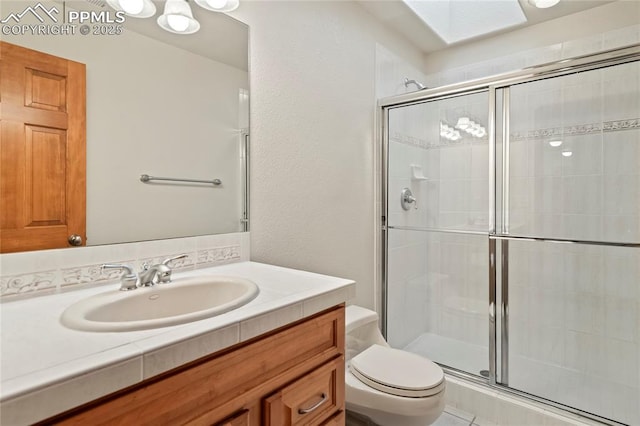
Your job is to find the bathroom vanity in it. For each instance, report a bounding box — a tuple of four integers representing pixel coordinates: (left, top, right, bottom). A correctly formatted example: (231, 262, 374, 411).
(0, 262, 355, 425)
(50, 306, 345, 425)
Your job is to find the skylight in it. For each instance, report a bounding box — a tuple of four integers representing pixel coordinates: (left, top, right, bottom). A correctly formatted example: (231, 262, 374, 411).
(402, 0, 528, 45)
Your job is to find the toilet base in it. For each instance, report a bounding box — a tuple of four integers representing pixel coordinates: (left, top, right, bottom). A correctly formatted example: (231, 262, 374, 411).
(346, 395, 445, 426)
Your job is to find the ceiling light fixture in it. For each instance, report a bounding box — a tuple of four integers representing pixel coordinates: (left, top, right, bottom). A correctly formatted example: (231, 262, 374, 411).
(455, 117, 471, 130)
(440, 122, 462, 141)
(105, 0, 156, 17)
(157, 0, 200, 34)
(549, 140, 563, 147)
(107, 0, 241, 35)
(529, 0, 560, 9)
(562, 150, 573, 157)
(194, 0, 239, 13)
(455, 117, 486, 139)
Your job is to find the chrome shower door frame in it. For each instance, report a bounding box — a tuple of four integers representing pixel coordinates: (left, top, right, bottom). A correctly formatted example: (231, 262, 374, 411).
(379, 43, 640, 426)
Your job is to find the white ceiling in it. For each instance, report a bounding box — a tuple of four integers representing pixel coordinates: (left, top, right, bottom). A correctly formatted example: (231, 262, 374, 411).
(357, 0, 616, 54)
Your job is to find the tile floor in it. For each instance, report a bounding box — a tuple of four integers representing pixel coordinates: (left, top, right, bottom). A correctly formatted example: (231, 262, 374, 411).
(345, 407, 478, 426)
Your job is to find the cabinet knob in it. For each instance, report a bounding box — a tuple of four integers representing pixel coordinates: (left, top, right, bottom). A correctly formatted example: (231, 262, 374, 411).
(68, 234, 83, 246)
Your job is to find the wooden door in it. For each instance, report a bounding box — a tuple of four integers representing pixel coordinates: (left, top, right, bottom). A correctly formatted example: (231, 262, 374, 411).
(0, 41, 86, 253)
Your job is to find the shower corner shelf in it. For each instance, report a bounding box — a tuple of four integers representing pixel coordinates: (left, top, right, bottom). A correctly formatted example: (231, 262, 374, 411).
(411, 164, 428, 181)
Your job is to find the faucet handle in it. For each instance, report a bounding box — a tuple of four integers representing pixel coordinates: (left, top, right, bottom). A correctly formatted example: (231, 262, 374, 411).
(157, 254, 188, 284)
(162, 254, 188, 266)
(101, 264, 138, 291)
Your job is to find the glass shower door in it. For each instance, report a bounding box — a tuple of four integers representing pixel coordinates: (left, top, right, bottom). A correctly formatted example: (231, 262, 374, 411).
(386, 91, 491, 377)
(500, 61, 640, 425)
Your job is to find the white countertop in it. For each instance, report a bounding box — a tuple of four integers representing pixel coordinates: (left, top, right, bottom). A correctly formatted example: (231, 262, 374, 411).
(0, 261, 355, 425)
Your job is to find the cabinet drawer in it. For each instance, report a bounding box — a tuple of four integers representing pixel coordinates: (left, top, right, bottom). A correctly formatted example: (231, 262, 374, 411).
(264, 356, 344, 425)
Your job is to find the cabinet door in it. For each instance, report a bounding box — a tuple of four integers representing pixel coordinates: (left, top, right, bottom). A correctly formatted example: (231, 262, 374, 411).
(263, 357, 344, 426)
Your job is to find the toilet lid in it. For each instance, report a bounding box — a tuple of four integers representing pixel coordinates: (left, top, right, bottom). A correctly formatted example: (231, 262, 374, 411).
(350, 344, 444, 398)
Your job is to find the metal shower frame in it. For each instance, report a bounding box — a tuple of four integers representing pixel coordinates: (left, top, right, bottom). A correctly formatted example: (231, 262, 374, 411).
(379, 43, 640, 426)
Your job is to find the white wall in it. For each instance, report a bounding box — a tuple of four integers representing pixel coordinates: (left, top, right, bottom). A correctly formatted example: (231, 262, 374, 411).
(3, 7, 248, 245)
(231, 1, 425, 309)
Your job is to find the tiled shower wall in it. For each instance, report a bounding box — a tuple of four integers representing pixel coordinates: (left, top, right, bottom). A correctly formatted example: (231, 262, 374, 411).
(505, 56, 640, 425)
(508, 241, 640, 424)
(386, 90, 490, 351)
(381, 23, 640, 425)
(383, 23, 640, 344)
(507, 62, 640, 243)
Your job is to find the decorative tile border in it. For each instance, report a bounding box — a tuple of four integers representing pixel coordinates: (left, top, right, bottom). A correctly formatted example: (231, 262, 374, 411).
(0, 271, 58, 296)
(392, 118, 638, 147)
(0, 234, 248, 299)
(60, 261, 137, 288)
(138, 252, 197, 272)
(390, 132, 430, 149)
(391, 133, 487, 150)
(197, 246, 241, 266)
(511, 118, 638, 142)
(603, 118, 640, 132)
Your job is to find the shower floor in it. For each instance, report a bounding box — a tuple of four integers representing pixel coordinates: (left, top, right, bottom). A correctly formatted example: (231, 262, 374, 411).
(403, 333, 639, 425)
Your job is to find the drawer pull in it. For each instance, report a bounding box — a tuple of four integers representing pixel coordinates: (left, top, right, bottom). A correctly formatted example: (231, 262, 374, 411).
(298, 393, 327, 415)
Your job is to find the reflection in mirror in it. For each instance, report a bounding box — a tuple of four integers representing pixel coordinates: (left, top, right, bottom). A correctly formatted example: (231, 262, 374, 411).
(0, 0, 249, 252)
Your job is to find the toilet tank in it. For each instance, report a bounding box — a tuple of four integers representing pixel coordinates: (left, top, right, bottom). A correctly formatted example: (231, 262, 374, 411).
(346, 305, 389, 361)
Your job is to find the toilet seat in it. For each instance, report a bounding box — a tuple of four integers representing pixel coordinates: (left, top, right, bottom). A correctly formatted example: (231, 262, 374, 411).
(350, 344, 444, 398)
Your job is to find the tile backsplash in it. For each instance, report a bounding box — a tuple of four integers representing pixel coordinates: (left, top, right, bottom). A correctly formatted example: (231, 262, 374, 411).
(0, 232, 250, 300)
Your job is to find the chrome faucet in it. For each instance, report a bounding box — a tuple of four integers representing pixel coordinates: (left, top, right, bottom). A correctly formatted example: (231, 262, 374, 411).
(101, 264, 138, 291)
(139, 254, 188, 287)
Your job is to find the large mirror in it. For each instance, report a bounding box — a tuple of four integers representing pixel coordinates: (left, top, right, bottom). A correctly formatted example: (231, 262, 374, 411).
(0, 0, 249, 251)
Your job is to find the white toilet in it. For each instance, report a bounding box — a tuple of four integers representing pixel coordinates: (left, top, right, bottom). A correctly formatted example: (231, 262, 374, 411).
(345, 305, 445, 426)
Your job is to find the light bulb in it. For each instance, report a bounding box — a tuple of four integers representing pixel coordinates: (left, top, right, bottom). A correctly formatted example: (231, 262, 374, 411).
(529, 0, 560, 8)
(205, 0, 228, 9)
(119, 0, 144, 14)
(456, 117, 470, 130)
(167, 14, 190, 32)
(549, 140, 563, 147)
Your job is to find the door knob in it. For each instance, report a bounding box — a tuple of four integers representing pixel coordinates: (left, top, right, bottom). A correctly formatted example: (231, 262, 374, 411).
(68, 234, 83, 246)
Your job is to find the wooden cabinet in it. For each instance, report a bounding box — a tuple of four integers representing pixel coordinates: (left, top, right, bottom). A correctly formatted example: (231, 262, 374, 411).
(214, 409, 250, 426)
(43, 305, 345, 426)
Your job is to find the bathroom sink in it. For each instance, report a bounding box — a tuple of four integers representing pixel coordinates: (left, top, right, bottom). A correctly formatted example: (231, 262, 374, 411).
(60, 276, 259, 332)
